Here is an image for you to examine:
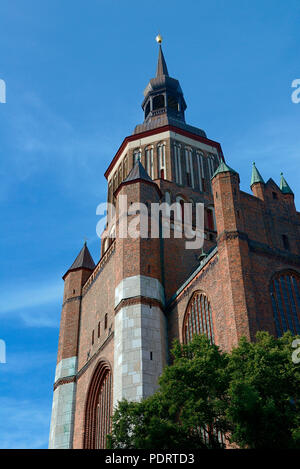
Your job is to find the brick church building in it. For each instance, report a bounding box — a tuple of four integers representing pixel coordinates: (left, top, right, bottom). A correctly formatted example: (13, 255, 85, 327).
(49, 41, 300, 449)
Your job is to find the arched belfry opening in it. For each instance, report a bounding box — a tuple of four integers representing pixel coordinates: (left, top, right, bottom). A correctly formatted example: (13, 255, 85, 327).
(83, 360, 112, 449)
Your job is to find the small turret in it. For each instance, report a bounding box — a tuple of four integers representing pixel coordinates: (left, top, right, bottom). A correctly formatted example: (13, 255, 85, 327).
(49, 242, 95, 449)
(280, 172, 294, 195)
(279, 172, 295, 212)
(250, 162, 265, 201)
(62, 241, 95, 304)
(212, 160, 238, 178)
(211, 161, 243, 235)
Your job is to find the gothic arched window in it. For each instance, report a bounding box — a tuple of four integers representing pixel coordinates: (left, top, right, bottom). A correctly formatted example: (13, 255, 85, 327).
(196, 152, 205, 192)
(158, 143, 166, 179)
(174, 143, 182, 185)
(84, 361, 112, 449)
(183, 292, 214, 344)
(270, 270, 300, 337)
(145, 146, 154, 179)
(185, 147, 194, 188)
(133, 149, 141, 164)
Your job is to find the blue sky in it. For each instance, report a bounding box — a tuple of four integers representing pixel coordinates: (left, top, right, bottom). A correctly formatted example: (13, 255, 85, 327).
(0, 0, 299, 449)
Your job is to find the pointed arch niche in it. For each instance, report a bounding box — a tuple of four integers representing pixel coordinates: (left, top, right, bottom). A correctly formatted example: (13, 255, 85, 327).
(83, 360, 112, 449)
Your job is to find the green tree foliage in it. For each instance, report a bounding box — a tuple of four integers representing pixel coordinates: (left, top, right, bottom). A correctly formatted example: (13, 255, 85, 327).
(226, 331, 300, 448)
(108, 332, 300, 449)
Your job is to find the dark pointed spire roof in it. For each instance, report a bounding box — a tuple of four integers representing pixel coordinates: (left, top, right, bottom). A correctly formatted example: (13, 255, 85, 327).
(156, 45, 169, 77)
(280, 172, 294, 194)
(134, 37, 206, 138)
(124, 160, 153, 183)
(251, 162, 265, 186)
(212, 161, 238, 179)
(64, 242, 95, 278)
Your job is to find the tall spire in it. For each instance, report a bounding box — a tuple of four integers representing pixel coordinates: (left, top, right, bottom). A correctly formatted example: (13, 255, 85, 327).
(133, 35, 206, 138)
(156, 45, 169, 77)
(280, 172, 294, 194)
(251, 162, 264, 186)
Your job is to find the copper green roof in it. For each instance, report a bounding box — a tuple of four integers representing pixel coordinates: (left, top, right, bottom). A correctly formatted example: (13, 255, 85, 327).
(280, 172, 293, 194)
(212, 161, 237, 179)
(250, 162, 265, 186)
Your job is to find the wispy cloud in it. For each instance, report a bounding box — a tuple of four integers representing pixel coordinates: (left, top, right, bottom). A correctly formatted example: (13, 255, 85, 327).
(0, 280, 63, 327)
(0, 91, 114, 200)
(0, 350, 55, 376)
(0, 397, 50, 449)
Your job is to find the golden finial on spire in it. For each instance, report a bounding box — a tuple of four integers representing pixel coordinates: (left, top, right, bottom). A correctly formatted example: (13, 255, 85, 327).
(156, 34, 162, 44)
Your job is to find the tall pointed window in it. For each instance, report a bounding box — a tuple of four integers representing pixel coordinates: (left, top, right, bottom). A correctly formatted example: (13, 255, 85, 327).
(158, 143, 166, 179)
(196, 152, 205, 192)
(207, 155, 215, 179)
(107, 181, 113, 221)
(145, 146, 154, 179)
(207, 155, 216, 191)
(123, 155, 128, 179)
(185, 147, 194, 188)
(174, 143, 182, 185)
(270, 271, 300, 337)
(183, 292, 214, 344)
(118, 165, 122, 185)
(113, 173, 117, 193)
(84, 361, 112, 449)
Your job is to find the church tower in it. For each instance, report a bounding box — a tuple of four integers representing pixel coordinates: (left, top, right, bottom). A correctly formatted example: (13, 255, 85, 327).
(113, 161, 167, 404)
(49, 37, 300, 449)
(49, 38, 225, 449)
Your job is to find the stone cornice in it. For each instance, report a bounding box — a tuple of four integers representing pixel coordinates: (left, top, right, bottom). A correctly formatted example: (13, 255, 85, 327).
(53, 333, 115, 390)
(53, 375, 76, 391)
(114, 296, 164, 315)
